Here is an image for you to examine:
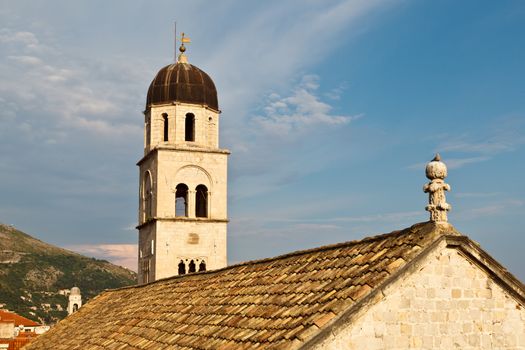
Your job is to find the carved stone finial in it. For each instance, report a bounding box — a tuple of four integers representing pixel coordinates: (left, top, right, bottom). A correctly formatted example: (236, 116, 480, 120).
(423, 154, 451, 222)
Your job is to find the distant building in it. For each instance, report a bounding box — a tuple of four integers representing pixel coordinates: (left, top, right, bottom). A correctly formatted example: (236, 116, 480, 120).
(57, 289, 70, 297)
(67, 287, 81, 315)
(0, 310, 48, 350)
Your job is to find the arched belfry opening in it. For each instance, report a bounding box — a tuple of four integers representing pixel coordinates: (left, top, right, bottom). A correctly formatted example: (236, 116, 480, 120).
(188, 260, 196, 273)
(185, 113, 195, 141)
(138, 35, 228, 284)
(196, 185, 208, 218)
(175, 184, 189, 217)
(178, 260, 186, 275)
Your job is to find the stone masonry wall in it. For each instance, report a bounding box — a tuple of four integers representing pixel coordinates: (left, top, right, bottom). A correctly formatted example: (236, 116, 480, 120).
(310, 243, 525, 349)
(155, 220, 227, 280)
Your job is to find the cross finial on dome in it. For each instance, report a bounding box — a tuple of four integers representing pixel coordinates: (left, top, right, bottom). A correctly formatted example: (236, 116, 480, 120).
(423, 154, 451, 222)
(178, 32, 191, 64)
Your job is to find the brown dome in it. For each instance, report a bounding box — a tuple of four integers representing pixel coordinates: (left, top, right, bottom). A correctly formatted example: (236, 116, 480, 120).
(146, 62, 218, 111)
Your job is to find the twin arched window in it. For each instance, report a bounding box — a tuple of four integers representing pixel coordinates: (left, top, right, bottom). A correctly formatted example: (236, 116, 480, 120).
(175, 184, 208, 218)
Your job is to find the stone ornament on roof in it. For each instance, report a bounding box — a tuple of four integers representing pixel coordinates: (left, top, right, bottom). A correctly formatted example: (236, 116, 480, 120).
(423, 154, 451, 222)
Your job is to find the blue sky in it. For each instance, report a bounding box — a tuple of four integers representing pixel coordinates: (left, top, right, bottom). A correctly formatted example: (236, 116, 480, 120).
(0, 0, 523, 280)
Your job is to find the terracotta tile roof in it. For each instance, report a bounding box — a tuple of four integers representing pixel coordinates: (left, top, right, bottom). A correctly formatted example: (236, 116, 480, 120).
(25, 221, 460, 350)
(1, 332, 38, 350)
(0, 310, 39, 327)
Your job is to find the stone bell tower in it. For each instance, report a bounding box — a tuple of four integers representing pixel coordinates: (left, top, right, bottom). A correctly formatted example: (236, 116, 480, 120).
(137, 35, 229, 284)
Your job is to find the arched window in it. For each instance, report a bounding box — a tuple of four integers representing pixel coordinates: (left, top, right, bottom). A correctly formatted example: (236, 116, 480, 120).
(145, 114, 151, 146)
(72, 304, 78, 312)
(178, 260, 186, 275)
(188, 260, 196, 273)
(175, 184, 188, 217)
(144, 173, 153, 220)
(162, 113, 169, 141)
(199, 261, 206, 272)
(195, 185, 208, 218)
(185, 113, 195, 141)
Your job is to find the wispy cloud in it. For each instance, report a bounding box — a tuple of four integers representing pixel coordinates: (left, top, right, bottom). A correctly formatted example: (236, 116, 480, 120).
(445, 156, 491, 169)
(0, 1, 402, 262)
(324, 81, 349, 100)
(436, 117, 524, 165)
(67, 244, 137, 272)
(291, 223, 342, 231)
(7, 55, 42, 65)
(439, 136, 523, 155)
(0, 29, 39, 48)
(228, 73, 365, 201)
(0, 28, 144, 141)
(253, 75, 361, 136)
(458, 199, 524, 220)
(410, 117, 525, 170)
(454, 192, 502, 198)
(202, 0, 394, 151)
(407, 156, 491, 170)
(230, 210, 421, 237)
(329, 211, 422, 223)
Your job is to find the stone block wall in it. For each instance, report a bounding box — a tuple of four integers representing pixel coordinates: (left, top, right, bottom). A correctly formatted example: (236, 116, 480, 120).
(155, 220, 227, 280)
(146, 103, 220, 151)
(156, 149, 228, 219)
(311, 243, 525, 349)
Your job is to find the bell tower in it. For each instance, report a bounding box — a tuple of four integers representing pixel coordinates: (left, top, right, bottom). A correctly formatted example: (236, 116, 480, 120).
(137, 36, 229, 284)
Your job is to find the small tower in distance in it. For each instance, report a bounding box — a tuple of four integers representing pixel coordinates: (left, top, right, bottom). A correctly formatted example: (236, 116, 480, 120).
(137, 34, 229, 284)
(67, 287, 82, 315)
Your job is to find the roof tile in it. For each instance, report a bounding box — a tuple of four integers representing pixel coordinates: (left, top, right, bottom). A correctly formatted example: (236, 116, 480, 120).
(26, 222, 458, 350)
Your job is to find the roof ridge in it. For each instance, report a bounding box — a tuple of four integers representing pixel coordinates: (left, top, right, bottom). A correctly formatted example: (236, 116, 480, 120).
(108, 221, 439, 293)
(26, 223, 469, 349)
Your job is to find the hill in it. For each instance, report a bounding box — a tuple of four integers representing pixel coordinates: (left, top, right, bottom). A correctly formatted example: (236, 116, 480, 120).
(0, 223, 136, 324)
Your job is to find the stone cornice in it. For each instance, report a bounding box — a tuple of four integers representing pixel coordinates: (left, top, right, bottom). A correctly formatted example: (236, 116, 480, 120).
(136, 217, 229, 230)
(144, 101, 221, 114)
(137, 146, 230, 166)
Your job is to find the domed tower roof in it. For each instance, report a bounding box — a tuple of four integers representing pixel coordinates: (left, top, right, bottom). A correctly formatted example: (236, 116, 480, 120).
(146, 62, 218, 111)
(70, 287, 81, 295)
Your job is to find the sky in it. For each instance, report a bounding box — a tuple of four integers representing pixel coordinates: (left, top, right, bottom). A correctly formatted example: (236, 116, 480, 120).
(0, 0, 524, 280)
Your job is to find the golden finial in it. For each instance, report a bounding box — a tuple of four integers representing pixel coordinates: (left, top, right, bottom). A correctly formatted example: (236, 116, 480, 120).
(179, 32, 191, 53)
(178, 32, 191, 63)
